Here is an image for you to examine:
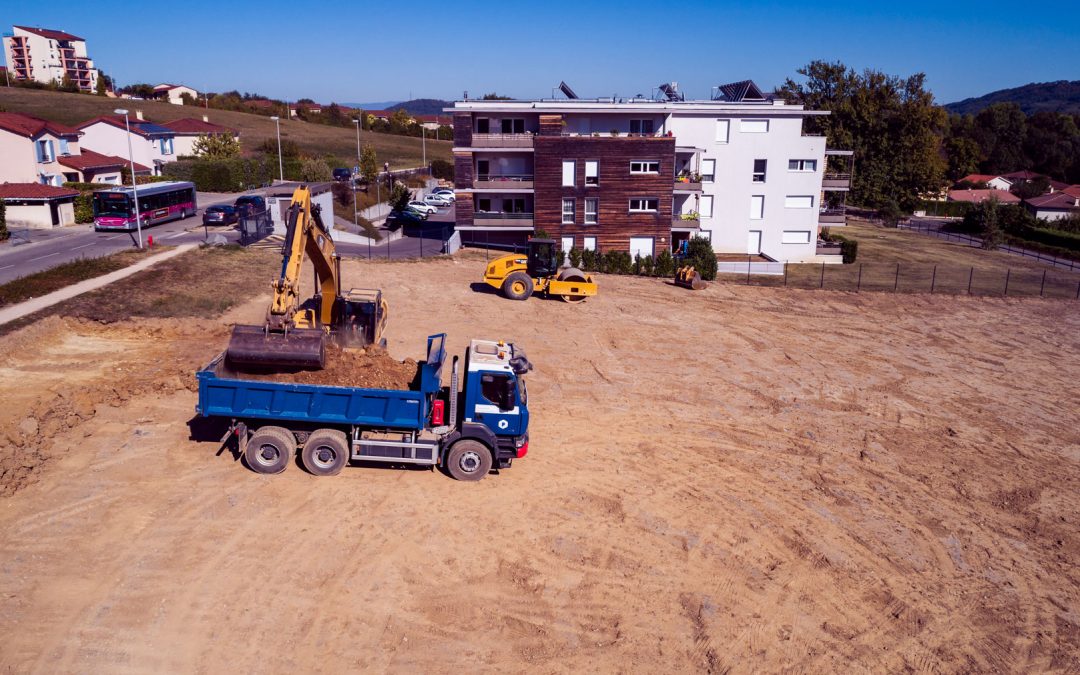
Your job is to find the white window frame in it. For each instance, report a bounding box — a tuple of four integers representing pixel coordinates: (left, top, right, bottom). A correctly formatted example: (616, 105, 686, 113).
(629, 198, 659, 213)
(584, 198, 598, 224)
(630, 160, 660, 175)
(701, 159, 715, 182)
(561, 198, 575, 224)
(784, 195, 814, 209)
(562, 160, 576, 187)
(585, 160, 599, 186)
(699, 195, 713, 219)
(788, 159, 817, 172)
(750, 195, 764, 220)
(715, 119, 730, 144)
(752, 159, 767, 183)
(781, 230, 812, 244)
(740, 119, 769, 133)
(583, 236, 597, 251)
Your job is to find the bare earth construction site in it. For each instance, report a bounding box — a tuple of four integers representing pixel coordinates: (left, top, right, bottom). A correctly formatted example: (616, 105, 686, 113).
(1, 253, 1078, 672)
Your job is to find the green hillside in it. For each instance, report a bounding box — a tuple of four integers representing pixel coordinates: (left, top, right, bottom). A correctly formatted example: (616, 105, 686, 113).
(945, 80, 1080, 116)
(0, 88, 450, 168)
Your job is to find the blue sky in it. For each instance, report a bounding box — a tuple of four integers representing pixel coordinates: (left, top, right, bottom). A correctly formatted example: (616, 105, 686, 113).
(6, 1, 1078, 105)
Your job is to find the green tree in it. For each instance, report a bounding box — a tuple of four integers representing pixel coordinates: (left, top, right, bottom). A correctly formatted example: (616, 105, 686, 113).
(481, 93, 513, 100)
(388, 182, 411, 210)
(359, 144, 378, 183)
(973, 103, 1027, 175)
(0, 199, 8, 241)
(59, 73, 79, 93)
(778, 60, 947, 212)
(300, 157, 332, 182)
(964, 198, 1005, 250)
(684, 237, 718, 281)
(192, 133, 240, 159)
(95, 71, 108, 97)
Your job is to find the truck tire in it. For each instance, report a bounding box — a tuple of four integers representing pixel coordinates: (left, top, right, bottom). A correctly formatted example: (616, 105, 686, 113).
(446, 439, 492, 481)
(244, 426, 295, 474)
(300, 429, 349, 476)
(502, 272, 533, 301)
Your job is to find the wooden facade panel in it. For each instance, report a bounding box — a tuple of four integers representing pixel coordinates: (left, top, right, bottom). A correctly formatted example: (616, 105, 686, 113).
(453, 113, 473, 147)
(534, 136, 675, 252)
(453, 153, 474, 189)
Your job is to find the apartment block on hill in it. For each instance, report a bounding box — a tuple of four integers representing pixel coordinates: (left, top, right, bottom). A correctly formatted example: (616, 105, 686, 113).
(448, 80, 851, 262)
(2, 25, 99, 92)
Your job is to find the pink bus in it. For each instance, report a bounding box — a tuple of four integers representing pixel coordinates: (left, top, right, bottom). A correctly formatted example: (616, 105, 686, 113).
(93, 181, 197, 232)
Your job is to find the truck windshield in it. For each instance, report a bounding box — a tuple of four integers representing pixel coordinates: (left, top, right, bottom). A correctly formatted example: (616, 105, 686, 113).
(93, 193, 131, 217)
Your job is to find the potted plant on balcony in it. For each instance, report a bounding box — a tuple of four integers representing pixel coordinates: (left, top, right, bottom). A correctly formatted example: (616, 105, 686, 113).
(680, 211, 700, 221)
(609, 129, 619, 137)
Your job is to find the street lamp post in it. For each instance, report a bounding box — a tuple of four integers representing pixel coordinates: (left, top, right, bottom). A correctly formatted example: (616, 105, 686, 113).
(422, 125, 426, 172)
(353, 118, 361, 231)
(269, 116, 283, 182)
(114, 108, 143, 249)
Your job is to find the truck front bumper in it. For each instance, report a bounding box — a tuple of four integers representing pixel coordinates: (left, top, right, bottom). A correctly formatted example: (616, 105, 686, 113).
(495, 433, 529, 468)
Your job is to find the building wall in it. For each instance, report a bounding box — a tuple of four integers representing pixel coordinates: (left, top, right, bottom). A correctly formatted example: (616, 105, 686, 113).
(4, 28, 98, 92)
(0, 129, 81, 184)
(2, 200, 75, 228)
(1032, 208, 1073, 222)
(535, 135, 675, 253)
(79, 123, 173, 175)
(666, 111, 826, 260)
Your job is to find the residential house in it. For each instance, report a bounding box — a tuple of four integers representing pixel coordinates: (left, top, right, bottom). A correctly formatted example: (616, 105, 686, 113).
(447, 80, 852, 261)
(152, 83, 198, 105)
(2, 25, 99, 92)
(416, 114, 452, 130)
(946, 189, 1020, 205)
(1024, 192, 1080, 222)
(1063, 185, 1080, 200)
(958, 173, 1014, 191)
(160, 117, 240, 156)
(58, 148, 151, 183)
(0, 183, 78, 228)
(77, 114, 177, 175)
(0, 111, 82, 186)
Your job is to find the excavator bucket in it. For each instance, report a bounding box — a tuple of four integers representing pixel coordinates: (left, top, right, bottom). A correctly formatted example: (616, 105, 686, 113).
(674, 266, 708, 290)
(225, 324, 327, 370)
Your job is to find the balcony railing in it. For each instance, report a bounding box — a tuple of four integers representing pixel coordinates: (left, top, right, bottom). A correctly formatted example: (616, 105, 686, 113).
(674, 178, 702, 192)
(471, 133, 534, 148)
(822, 173, 851, 190)
(473, 211, 535, 227)
(474, 174, 534, 190)
(819, 208, 847, 224)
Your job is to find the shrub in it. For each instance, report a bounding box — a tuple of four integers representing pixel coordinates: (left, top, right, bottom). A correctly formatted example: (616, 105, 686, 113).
(556, 249, 566, 267)
(0, 200, 7, 241)
(602, 250, 632, 275)
(632, 253, 642, 275)
(430, 159, 453, 181)
(641, 254, 654, 276)
(580, 248, 598, 272)
(684, 237, 718, 280)
(257, 138, 300, 157)
(331, 181, 353, 207)
(166, 158, 272, 192)
(654, 248, 675, 277)
(300, 158, 331, 182)
(568, 247, 582, 269)
(840, 239, 858, 264)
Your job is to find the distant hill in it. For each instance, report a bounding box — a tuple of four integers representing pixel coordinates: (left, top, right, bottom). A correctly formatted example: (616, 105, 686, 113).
(389, 99, 452, 115)
(342, 100, 400, 111)
(945, 80, 1080, 116)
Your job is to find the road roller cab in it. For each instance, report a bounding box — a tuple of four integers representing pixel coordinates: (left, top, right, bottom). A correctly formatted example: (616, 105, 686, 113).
(482, 238, 599, 304)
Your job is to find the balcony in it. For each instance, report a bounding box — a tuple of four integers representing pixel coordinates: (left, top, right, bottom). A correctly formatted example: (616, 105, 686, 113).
(819, 208, 847, 225)
(470, 133, 534, 149)
(473, 212, 534, 228)
(822, 173, 851, 191)
(672, 214, 700, 230)
(674, 176, 701, 193)
(473, 174, 534, 190)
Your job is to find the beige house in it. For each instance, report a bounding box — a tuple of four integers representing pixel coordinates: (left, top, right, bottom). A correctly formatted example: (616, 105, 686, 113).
(0, 111, 82, 186)
(152, 83, 198, 105)
(161, 116, 239, 156)
(0, 183, 78, 228)
(77, 115, 177, 175)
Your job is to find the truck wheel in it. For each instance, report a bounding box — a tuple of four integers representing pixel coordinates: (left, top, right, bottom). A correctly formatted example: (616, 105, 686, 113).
(502, 272, 533, 301)
(244, 426, 295, 474)
(446, 440, 492, 481)
(300, 429, 349, 476)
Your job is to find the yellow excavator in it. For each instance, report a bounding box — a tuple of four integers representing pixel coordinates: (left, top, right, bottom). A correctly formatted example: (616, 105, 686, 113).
(226, 185, 387, 370)
(483, 238, 598, 303)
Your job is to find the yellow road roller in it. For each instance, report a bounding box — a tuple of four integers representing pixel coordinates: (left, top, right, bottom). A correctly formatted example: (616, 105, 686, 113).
(483, 238, 598, 303)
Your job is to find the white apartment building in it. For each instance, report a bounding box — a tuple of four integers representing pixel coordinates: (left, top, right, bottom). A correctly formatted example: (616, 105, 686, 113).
(449, 80, 851, 262)
(77, 115, 178, 176)
(2, 25, 99, 93)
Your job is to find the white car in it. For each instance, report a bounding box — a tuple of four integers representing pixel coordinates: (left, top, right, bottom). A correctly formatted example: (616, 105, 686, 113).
(406, 200, 437, 215)
(423, 194, 451, 207)
(432, 189, 456, 201)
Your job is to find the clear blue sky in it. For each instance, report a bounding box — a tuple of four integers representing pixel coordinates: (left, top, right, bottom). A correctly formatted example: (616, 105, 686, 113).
(6, 1, 1078, 105)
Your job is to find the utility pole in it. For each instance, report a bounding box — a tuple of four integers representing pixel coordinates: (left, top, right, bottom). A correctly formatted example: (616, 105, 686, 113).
(114, 108, 143, 249)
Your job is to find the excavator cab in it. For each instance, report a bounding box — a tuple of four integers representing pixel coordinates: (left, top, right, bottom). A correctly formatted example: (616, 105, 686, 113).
(526, 238, 559, 278)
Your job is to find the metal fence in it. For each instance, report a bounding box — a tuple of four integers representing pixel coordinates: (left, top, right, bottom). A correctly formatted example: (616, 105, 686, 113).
(898, 221, 1080, 272)
(237, 209, 274, 246)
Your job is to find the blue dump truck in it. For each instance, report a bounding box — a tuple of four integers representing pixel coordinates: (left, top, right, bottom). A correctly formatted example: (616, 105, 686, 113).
(196, 334, 531, 481)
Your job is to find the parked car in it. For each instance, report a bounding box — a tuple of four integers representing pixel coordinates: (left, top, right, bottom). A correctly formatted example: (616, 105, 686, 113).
(203, 204, 239, 226)
(432, 189, 456, 201)
(423, 194, 451, 207)
(332, 168, 353, 182)
(390, 209, 428, 224)
(234, 195, 267, 214)
(406, 200, 437, 215)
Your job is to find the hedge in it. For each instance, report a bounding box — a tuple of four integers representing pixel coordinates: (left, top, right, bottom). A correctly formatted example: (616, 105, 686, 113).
(431, 159, 453, 181)
(920, 200, 972, 218)
(163, 158, 273, 192)
(1011, 224, 1080, 252)
(567, 246, 681, 279)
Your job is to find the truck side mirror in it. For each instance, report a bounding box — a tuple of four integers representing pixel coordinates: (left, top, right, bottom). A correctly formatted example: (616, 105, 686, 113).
(499, 378, 516, 411)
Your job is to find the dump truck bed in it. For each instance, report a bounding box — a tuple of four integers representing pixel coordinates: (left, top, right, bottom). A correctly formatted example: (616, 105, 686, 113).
(196, 334, 446, 430)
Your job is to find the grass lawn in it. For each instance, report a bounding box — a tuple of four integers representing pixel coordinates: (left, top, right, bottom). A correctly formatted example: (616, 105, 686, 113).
(0, 248, 159, 308)
(0, 88, 450, 169)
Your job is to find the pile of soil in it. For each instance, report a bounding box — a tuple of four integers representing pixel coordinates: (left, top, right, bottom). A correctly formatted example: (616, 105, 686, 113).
(234, 344, 418, 390)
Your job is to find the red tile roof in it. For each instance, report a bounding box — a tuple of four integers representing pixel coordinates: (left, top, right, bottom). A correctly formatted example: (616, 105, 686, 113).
(958, 174, 1003, 185)
(14, 25, 84, 41)
(77, 116, 174, 138)
(0, 112, 81, 139)
(1001, 170, 1046, 181)
(1026, 192, 1080, 210)
(57, 148, 150, 173)
(947, 189, 1020, 204)
(1063, 185, 1080, 199)
(160, 118, 237, 135)
(0, 183, 80, 199)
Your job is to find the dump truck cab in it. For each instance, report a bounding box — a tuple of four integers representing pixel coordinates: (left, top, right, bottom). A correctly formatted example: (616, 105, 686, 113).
(462, 339, 530, 438)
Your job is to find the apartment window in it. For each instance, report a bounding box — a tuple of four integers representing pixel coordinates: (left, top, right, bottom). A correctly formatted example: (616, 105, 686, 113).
(701, 159, 715, 182)
(788, 159, 817, 172)
(782, 230, 812, 244)
(562, 198, 575, 224)
(585, 198, 598, 224)
(715, 120, 730, 143)
(750, 195, 764, 220)
(477, 198, 492, 212)
(700, 195, 714, 218)
(629, 198, 659, 213)
(752, 159, 767, 183)
(36, 139, 55, 163)
(59, 139, 70, 156)
(740, 119, 769, 133)
(629, 119, 654, 135)
(562, 160, 575, 187)
(160, 138, 174, 155)
(785, 195, 814, 208)
(500, 118, 525, 134)
(476, 118, 490, 133)
(585, 160, 599, 186)
(583, 236, 597, 251)
(502, 198, 526, 213)
(630, 160, 660, 174)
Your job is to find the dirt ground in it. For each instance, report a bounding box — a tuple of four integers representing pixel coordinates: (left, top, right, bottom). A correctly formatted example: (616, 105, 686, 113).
(1, 252, 1078, 672)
